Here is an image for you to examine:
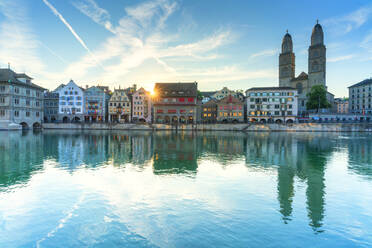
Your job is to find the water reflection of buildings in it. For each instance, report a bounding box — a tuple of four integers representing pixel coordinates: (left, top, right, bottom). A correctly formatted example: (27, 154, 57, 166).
(347, 135, 372, 178)
(153, 132, 198, 174)
(108, 131, 153, 166)
(0, 131, 44, 188)
(245, 133, 334, 231)
(1, 130, 372, 232)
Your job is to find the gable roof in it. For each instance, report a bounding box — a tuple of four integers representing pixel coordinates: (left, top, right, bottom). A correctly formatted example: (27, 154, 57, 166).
(348, 78, 372, 88)
(154, 82, 198, 97)
(0, 68, 45, 90)
(291, 71, 308, 82)
(218, 94, 243, 104)
(246, 87, 296, 92)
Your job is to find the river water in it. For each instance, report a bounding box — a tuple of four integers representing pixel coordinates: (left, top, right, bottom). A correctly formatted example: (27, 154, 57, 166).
(0, 130, 372, 247)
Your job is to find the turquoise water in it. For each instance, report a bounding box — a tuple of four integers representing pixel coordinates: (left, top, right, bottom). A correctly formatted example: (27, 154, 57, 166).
(0, 130, 372, 248)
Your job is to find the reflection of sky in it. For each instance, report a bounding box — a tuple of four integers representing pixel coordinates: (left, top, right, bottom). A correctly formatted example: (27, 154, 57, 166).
(0, 131, 372, 247)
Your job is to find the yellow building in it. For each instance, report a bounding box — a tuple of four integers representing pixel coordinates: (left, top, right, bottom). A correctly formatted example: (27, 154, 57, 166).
(108, 89, 131, 123)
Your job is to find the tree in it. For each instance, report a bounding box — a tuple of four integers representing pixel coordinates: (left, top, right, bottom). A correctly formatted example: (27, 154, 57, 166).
(306, 85, 331, 112)
(197, 90, 203, 100)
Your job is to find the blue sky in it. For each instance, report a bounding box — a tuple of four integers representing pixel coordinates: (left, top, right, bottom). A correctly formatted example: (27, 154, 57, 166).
(1, 0, 372, 97)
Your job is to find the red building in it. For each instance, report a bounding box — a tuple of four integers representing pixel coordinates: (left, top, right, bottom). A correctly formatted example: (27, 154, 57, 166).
(153, 82, 198, 124)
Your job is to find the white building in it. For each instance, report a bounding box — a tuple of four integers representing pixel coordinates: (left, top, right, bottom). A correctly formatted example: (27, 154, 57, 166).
(0, 68, 44, 130)
(246, 87, 298, 123)
(56, 80, 85, 122)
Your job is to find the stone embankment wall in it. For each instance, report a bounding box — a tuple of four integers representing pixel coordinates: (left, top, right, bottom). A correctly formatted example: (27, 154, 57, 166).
(42, 123, 372, 132)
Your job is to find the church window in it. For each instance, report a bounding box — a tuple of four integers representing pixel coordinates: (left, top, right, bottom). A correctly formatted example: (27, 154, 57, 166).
(296, 83, 303, 94)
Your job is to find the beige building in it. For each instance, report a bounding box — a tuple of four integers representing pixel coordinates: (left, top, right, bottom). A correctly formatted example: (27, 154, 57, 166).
(212, 87, 237, 101)
(216, 95, 244, 123)
(334, 98, 349, 114)
(108, 89, 131, 123)
(246, 87, 298, 123)
(132, 87, 152, 123)
(0, 68, 44, 130)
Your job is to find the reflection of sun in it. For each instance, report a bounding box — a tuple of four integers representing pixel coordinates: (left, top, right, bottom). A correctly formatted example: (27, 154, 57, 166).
(150, 90, 157, 97)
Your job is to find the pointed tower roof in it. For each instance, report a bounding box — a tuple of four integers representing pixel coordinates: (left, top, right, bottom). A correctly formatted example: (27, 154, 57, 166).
(281, 31, 293, 53)
(311, 21, 324, 46)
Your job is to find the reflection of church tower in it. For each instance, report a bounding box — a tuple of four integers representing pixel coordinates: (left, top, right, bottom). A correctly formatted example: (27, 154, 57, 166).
(308, 21, 326, 89)
(279, 32, 295, 87)
(277, 165, 295, 222)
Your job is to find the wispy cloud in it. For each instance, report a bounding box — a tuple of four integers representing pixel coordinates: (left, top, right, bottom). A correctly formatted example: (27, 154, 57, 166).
(42, 0, 103, 68)
(324, 5, 372, 35)
(72, 0, 115, 33)
(328, 54, 354, 62)
(63, 0, 246, 88)
(250, 49, 277, 59)
(0, 0, 44, 73)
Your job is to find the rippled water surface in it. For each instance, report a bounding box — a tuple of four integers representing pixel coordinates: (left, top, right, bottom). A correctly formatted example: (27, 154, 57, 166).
(1, 130, 372, 247)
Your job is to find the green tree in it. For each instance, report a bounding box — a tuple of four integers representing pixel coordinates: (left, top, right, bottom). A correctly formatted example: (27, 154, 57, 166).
(197, 90, 203, 100)
(306, 85, 331, 112)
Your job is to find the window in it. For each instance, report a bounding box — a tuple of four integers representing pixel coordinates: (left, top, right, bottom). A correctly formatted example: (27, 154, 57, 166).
(36, 112, 39, 117)
(15, 87, 20, 94)
(188, 98, 194, 102)
(287, 111, 292, 115)
(36, 101, 40, 107)
(0, 86, 5, 92)
(26, 100, 30, 106)
(26, 89, 30, 95)
(0, 109, 5, 116)
(14, 111, 19, 117)
(26, 112, 30, 117)
(0, 97, 4, 104)
(179, 98, 185, 102)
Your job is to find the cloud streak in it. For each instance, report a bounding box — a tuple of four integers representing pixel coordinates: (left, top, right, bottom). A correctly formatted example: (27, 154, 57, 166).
(328, 54, 354, 62)
(42, 0, 103, 68)
(72, 0, 115, 33)
(250, 49, 278, 59)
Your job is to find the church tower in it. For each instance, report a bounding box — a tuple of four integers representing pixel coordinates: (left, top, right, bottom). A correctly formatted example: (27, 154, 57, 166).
(308, 21, 326, 89)
(279, 31, 295, 87)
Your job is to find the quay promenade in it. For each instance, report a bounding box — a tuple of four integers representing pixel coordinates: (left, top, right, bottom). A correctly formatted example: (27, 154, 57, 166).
(42, 122, 372, 132)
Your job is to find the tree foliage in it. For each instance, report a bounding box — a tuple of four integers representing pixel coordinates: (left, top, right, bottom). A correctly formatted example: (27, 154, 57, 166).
(306, 85, 331, 112)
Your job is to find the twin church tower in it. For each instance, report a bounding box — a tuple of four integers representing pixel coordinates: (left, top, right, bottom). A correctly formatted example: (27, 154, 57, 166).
(279, 21, 326, 106)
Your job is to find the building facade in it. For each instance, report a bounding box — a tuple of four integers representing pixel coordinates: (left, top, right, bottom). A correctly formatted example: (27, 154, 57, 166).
(56, 80, 85, 122)
(84, 86, 109, 122)
(108, 89, 131, 123)
(201, 99, 217, 123)
(0, 68, 44, 130)
(216, 95, 244, 123)
(246, 87, 298, 123)
(153, 82, 198, 124)
(43, 91, 59, 123)
(279, 22, 332, 114)
(212, 87, 238, 101)
(334, 98, 349, 114)
(349, 78, 372, 115)
(132, 87, 152, 123)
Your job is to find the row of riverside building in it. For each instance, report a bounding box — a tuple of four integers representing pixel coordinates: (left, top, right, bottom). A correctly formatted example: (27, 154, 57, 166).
(1, 21, 372, 129)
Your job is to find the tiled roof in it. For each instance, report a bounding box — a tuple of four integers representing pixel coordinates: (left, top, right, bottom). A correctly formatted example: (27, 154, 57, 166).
(0, 68, 45, 90)
(246, 87, 296, 92)
(348, 78, 372, 88)
(154, 82, 198, 97)
(218, 95, 243, 104)
(203, 99, 218, 106)
(200, 91, 216, 97)
(291, 72, 308, 81)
